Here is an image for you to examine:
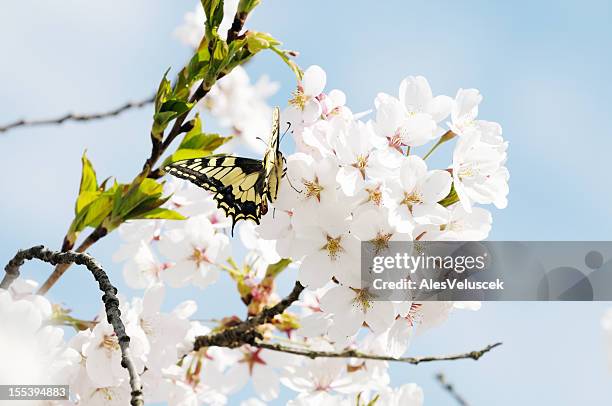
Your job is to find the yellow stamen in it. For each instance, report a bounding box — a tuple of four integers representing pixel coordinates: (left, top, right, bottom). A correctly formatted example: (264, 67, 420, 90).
(401, 191, 422, 208)
(365, 186, 382, 206)
(322, 235, 343, 260)
(352, 155, 368, 179)
(101, 334, 120, 352)
(352, 289, 373, 312)
(190, 247, 209, 267)
(289, 89, 309, 110)
(372, 231, 393, 255)
(303, 178, 324, 201)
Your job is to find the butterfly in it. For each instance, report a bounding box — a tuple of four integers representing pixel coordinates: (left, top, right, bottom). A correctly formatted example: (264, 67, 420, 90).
(164, 107, 286, 234)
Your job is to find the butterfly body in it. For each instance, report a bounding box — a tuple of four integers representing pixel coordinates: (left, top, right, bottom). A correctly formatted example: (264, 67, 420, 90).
(164, 107, 285, 234)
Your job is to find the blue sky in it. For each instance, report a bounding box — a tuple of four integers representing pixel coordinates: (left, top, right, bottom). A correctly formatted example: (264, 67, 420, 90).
(1, 0, 612, 404)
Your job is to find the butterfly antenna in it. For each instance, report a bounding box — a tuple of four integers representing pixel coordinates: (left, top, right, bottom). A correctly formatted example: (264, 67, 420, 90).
(280, 122, 292, 143)
(255, 136, 267, 145)
(285, 175, 302, 194)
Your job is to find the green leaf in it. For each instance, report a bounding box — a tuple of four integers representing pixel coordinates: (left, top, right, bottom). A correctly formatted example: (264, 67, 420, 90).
(154, 68, 172, 112)
(152, 69, 195, 138)
(183, 48, 212, 91)
(76, 190, 101, 214)
(118, 178, 164, 218)
(69, 193, 114, 234)
(132, 208, 186, 220)
(265, 258, 292, 279)
(160, 99, 193, 116)
(152, 99, 194, 136)
(79, 151, 97, 193)
(202, 0, 225, 34)
(246, 36, 268, 53)
(124, 194, 172, 220)
(162, 133, 233, 168)
(246, 31, 280, 53)
(75, 152, 100, 214)
(178, 115, 203, 148)
(164, 149, 213, 165)
(204, 39, 230, 86)
(212, 38, 229, 61)
(237, 0, 260, 14)
(181, 132, 232, 151)
(439, 182, 459, 207)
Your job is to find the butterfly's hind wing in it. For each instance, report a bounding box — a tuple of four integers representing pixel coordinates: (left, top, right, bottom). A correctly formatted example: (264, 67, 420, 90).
(164, 155, 268, 232)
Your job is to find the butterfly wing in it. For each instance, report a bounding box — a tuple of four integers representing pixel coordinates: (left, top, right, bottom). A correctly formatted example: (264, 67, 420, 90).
(164, 155, 267, 232)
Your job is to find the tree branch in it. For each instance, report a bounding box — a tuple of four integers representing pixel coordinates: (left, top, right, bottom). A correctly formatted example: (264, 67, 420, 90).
(227, 11, 249, 43)
(436, 373, 469, 406)
(1, 246, 144, 406)
(254, 341, 502, 365)
(0, 95, 154, 134)
(191, 282, 499, 367)
(194, 281, 304, 351)
(38, 225, 108, 295)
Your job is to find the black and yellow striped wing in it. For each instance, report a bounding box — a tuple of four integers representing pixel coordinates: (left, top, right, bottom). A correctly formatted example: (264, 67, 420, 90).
(164, 155, 268, 233)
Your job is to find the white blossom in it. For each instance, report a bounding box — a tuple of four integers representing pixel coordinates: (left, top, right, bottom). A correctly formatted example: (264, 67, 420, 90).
(158, 215, 230, 289)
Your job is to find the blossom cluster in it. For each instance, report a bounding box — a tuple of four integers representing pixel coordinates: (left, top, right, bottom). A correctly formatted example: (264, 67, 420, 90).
(257, 65, 506, 346)
(0, 5, 510, 405)
(0, 276, 425, 405)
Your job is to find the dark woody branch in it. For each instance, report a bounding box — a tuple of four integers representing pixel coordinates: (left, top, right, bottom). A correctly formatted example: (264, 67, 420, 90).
(0, 95, 154, 134)
(194, 281, 305, 350)
(1, 246, 144, 406)
(192, 280, 501, 366)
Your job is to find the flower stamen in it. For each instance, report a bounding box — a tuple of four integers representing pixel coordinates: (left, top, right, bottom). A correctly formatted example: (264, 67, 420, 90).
(322, 235, 343, 260)
(289, 88, 309, 110)
(302, 178, 324, 201)
(352, 289, 374, 313)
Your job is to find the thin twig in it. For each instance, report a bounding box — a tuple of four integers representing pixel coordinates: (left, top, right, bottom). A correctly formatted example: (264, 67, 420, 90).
(1, 246, 144, 406)
(254, 341, 502, 365)
(0, 95, 154, 134)
(227, 11, 249, 43)
(193, 281, 304, 350)
(436, 373, 469, 406)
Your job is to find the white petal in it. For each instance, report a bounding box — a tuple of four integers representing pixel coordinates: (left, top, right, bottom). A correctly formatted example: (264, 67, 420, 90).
(161, 260, 194, 288)
(320, 286, 355, 314)
(426, 95, 453, 122)
(400, 156, 427, 191)
(302, 65, 327, 96)
(328, 309, 364, 340)
(364, 301, 395, 333)
(302, 99, 322, 124)
(299, 252, 333, 288)
(420, 170, 452, 203)
(252, 366, 280, 401)
(328, 89, 346, 107)
(412, 203, 449, 225)
(336, 166, 362, 196)
(397, 383, 424, 406)
(399, 76, 432, 111)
